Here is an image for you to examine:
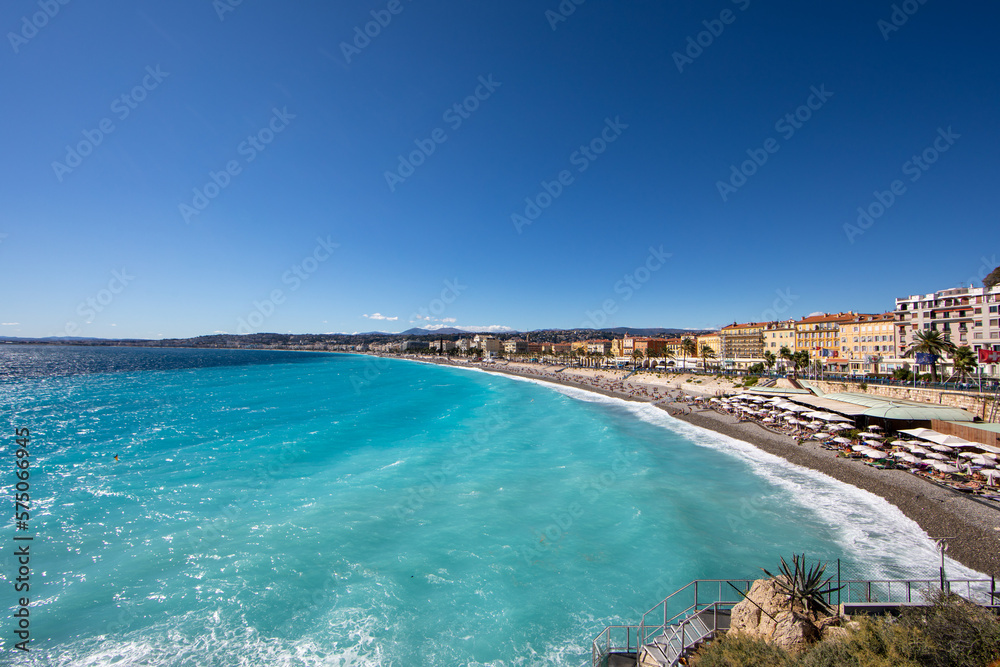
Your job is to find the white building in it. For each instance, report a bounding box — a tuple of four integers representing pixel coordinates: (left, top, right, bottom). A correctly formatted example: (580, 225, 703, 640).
(895, 284, 1000, 377)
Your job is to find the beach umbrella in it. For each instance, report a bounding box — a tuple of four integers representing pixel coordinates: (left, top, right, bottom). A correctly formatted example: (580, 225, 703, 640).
(925, 452, 949, 461)
(851, 444, 869, 451)
(868, 425, 883, 431)
(930, 462, 961, 474)
(930, 444, 954, 453)
(814, 433, 832, 439)
(908, 446, 931, 455)
(969, 456, 991, 466)
(827, 424, 852, 431)
(865, 450, 887, 459)
(832, 437, 851, 444)
(786, 405, 812, 413)
(762, 417, 775, 423)
(924, 433, 973, 447)
(899, 427, 939, 440)
(860, 432, 883, 439)
(981, 469, 1000, 485)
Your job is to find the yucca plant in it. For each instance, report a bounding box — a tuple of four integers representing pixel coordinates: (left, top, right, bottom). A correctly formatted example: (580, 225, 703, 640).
(761, 554, 843, 618)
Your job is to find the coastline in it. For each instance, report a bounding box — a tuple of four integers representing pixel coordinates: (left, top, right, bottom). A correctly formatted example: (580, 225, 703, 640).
(402, 355, 1000, 578)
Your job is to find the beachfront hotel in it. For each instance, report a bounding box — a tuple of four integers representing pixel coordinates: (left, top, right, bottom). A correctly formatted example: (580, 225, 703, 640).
(896, 283, 1000, 378)
(834, 312, 899, 375)
(794, 312, 856, 360)
(719, 322, 765, 367)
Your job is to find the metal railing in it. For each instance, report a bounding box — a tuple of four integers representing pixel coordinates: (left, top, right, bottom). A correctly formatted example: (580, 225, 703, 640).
(591, 576, 998, 667)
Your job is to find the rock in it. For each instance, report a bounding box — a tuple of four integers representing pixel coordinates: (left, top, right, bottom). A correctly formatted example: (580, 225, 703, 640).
(729, 577, 837, 653)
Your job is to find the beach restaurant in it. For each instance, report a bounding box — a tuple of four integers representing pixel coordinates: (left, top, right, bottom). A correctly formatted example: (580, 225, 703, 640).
(733, 387, 979, 432)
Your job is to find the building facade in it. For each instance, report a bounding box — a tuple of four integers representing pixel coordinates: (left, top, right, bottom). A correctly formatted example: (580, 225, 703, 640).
(895, 284, 1000, 377)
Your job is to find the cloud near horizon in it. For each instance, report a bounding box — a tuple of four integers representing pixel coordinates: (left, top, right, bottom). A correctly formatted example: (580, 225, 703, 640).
(363, 313, 398, 321)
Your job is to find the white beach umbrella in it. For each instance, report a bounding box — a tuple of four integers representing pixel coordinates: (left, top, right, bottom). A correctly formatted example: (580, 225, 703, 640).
(924, 433, 973, 447)
(981, 469, 1000, 485)
(908, 446, 931, 455)
(851, 444, 870, 452)
(925, 452, 949, 461)
(833, 437, 851, 444)
(868, 425, 883, 431)
(865, 450, 887, 459)
(969, 456, 992, 466)
(860, 432, 883, 439)
(827, 424, 851, 431)
(762, 417, 775, 423)
(814, 433, 832, 439)
(930, 444, 954, 453)
(930, 462, 961, 474)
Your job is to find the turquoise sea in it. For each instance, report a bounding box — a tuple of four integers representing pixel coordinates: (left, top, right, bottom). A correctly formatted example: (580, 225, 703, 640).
(0, 346, 982, 666)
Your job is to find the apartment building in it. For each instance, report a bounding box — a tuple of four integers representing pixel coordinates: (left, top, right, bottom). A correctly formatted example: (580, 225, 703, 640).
(895, 284, 1000, 376)
(720, 322, 765, 366)
(763, 320, 796, 358)
(795, 312, 856, 361)
(836, 312, 898, 375)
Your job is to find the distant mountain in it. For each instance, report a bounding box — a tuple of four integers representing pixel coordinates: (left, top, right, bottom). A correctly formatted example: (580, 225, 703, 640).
(398, 327, 502, 336)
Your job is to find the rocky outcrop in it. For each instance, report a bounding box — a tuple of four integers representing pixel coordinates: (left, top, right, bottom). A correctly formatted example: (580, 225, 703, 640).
(729, 577, 845, 653)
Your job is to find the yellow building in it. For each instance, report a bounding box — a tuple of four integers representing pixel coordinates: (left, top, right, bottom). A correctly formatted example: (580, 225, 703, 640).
(720, 322, 765, 361)
(794, 312, 856, 361)
(695, 333, 721, 367)
(763, 320, 796, 358)
(837, 312, 897, 374)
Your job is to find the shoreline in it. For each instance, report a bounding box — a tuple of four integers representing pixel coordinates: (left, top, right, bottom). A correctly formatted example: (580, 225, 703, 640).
(401, 355, 1000, 578)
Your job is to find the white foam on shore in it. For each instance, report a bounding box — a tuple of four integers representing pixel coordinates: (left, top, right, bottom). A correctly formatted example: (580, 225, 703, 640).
(452, 365, 989, 581)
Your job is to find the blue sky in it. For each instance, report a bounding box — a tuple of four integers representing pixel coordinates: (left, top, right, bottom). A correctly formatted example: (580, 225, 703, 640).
(1, 0, 998, 338)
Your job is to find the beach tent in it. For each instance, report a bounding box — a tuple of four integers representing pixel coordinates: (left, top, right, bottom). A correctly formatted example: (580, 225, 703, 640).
(981, 469, 1000, 485)
(923, 433, 973, 447)
(899, 428, 938, 440)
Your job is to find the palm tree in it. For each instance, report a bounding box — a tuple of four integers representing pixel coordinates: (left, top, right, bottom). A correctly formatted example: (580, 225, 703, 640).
(779, 346, 794, 373)
(631, 349, 644, 369)
(792, 350, 810, 371)
(681, 337, 698, 372)
(763, 350, 776, 372)
(904, 329, 956, 383)
(660, 346, 675, 371)
(950, 345, 978, 380)
(699, 345, 717, 371)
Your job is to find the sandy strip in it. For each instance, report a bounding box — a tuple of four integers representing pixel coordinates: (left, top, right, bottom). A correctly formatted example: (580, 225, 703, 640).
(407, 356, 1000, 578)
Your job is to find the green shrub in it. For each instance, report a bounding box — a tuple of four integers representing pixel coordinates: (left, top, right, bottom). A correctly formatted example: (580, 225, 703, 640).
(897, 591, 1000, 667)
(693, 633, 792, 667)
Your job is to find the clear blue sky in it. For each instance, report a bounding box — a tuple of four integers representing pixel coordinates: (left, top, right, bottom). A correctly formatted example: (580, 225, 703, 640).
(1, 0, 997, 338)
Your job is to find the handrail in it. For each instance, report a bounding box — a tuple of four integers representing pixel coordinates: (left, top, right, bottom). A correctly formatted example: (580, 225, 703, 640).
(592, 576, 997, 667)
